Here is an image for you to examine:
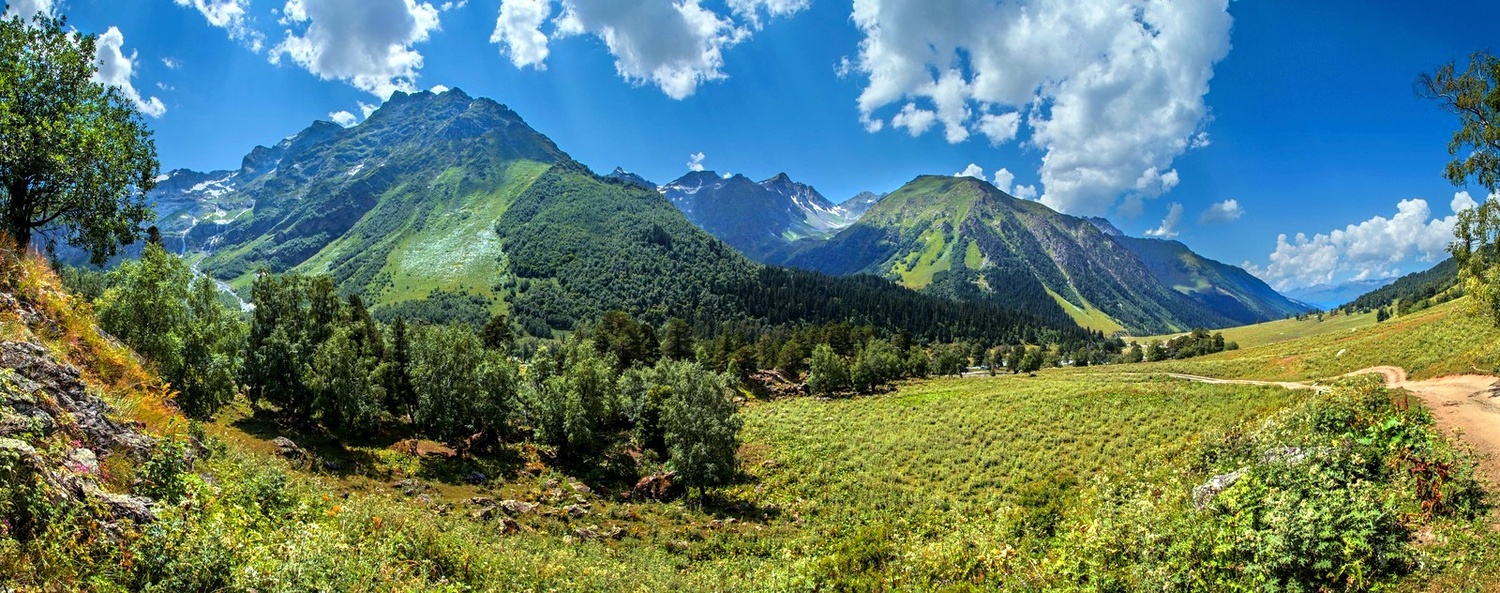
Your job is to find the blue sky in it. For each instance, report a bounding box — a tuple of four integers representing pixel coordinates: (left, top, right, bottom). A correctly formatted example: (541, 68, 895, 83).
(15, 0, 1500, 291)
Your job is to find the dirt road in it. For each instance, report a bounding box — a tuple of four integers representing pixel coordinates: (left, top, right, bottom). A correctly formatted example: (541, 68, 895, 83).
(1173, 366, 1500, 482)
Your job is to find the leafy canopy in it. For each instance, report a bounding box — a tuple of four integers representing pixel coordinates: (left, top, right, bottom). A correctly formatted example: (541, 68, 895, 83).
(1425, 52, 1500, 323)
(0, 11, 157, 262)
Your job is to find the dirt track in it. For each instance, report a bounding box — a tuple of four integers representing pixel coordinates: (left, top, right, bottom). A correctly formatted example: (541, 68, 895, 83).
(1173, 367, 1500, 482)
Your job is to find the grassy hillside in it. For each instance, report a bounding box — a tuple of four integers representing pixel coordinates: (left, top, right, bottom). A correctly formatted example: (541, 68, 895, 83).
(1141, 298, 1500, 381)
(777, 175, 1239, 335)
(1141, 307, 1379, 349)
(1113, 234, 1311, 324)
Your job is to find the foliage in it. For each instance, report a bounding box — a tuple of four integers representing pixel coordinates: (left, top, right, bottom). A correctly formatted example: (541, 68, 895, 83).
(805, 343, 849, 397)
(0, 10, 158, 262)
(1420, 51, 1500, 193)
(97, 244, 243, 418)
(410, 324, 518, 447)
(521, 337, 621, 462)
(658, 360, 742, 494)
(1450, 198, 1500, 325)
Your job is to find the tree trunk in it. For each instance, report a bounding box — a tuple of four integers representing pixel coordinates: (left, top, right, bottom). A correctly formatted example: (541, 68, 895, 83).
(5, 182, 31, 250)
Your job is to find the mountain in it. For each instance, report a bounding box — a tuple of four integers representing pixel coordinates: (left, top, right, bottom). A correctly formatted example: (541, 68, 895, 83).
(1284, 279, 1395, 310)
(1107, 234, 1311, 325)
(840, 191, 887, 220)
(658, 171, 855, 260)
(1345, 258, 1459, 311)
(146, 90, 1084, 345)
(605, 167, 654, 190)
(774, 175, 1261, 335)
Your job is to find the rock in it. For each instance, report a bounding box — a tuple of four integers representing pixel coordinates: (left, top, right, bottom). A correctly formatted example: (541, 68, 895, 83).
(522, 462, 545, 476)
(0, 342, 152, 456)
(471, 506, 496, 521)
(574, 526, 600, 540)
(498, 517, 522, 534)
(630, 471, 682, 501)
(272, 437, 305, 460)
(392, 479, 428, 496)
(465, 471, 488, 485)
(1193, 468, 1246, 509)
(95, 491, 155, 524)
(544, 478, 560, 490)
(563, 504, 589, 518)
(467, 496, 496, 508)
(569, 481, 591, 496)
(500, 499, 536, 515)
(67, 447, 99, 475)
(1336, 349, 1348, 358)
(320, 459, 345, 472)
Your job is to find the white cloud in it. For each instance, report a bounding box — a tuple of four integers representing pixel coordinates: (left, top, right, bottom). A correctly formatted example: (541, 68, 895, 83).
(1144, 202, 1183, 238)
(491, 0, 552, 69)
(1245, 193, 1487, 290)
(728, 0, 810, 27)
(992, 167, 1015, 194)
(440, 1, 467, 10)
(1199, 199, 1243, 224)
(161, 57, 181, 69)
(173, 0, 265, 52)
(977, 111, 1020, 146)
(272, 0, 441, 99)
(890, 102, 936, 136)
(329, 110, 358, 127)
(92, 27, 167, 118)
(430, 84, 449, 93)
(358, 101, 379, 118)
(955, 163, 985, 180)
(491, 0, 804, 100)
(1013, 184, 1038, 200)
(847, 0, 1232, 217)
(4, 0, 51, 19)
(687, 151, 706, 172)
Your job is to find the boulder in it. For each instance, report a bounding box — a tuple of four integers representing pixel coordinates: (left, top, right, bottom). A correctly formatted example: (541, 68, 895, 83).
(563, 504, 589, 518)
(500, 499, 536, 515)
(630, 471, 682, 501)
(0, 342, 152, 456)
(465, 471, 488, 485)
(1192, 468, 1246, 509)
(392, 479, 428, 496)
(272, 437, 306, 460)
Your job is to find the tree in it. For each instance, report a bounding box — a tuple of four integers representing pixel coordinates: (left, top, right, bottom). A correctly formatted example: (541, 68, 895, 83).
(1419, 52, 1500, 194)
(661, 361, 741, 497)
(906, 348, 931, 379)
(382, 316, 417, 421)
(806, 343, 849, 397)
(1019, 348, 1045, 373)
(305, 324, 384, 435)
(659, 318, 695, 361)
(96, 243, 243, 418)
(0, 11, 158, 262)
(410, 325, 518, 448)
(479, 311, 513, 351)
(1424, 52, 1500, 324)
(522, 338, 620, 462)
(594, 310, 658, 371)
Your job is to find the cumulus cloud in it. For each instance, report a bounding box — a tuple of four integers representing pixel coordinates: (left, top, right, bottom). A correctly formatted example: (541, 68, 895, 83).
(173, 0, 265, 52)
(440, 1, 467, 10)
(992, 167, 1015, 194)
(92, 27, 167, 118)
(1245, 193, 1487, 290)
(1144, 202, 1183, 238)
(889, 103, 936, 136)
(329, 110, 358, 127)
(846, 0, 1232, 217)
(491, 0, 552, 69)
(1199, 199, 1243, 224)
(687, 151, 706, 172)
(490, 0, 805, 100)
(359, 101, 379, 118)
(273, 0, 441, 99)
(4, 0, 50, 19)
(954, 163, 985, 180)
(1013, 184, 1038, 200)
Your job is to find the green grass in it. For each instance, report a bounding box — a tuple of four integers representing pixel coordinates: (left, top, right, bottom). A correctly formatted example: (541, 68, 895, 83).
(1139, 298, 1500, 381)
(892, 226, 952, 289)
(1047, 287, 1125, 334)
(1140, 307, 1379, 348)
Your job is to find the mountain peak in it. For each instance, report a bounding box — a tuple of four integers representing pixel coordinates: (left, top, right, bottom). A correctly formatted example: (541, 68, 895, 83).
(1086, 216, 1125, 237)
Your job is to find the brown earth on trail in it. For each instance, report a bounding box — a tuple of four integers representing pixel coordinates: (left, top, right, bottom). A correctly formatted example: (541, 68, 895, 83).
(1173, 366, 1500, 483)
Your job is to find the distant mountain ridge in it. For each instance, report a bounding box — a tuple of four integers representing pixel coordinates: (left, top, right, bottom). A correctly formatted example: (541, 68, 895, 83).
(769, 175, 1309, 334)
(657, 170, 858, 260)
